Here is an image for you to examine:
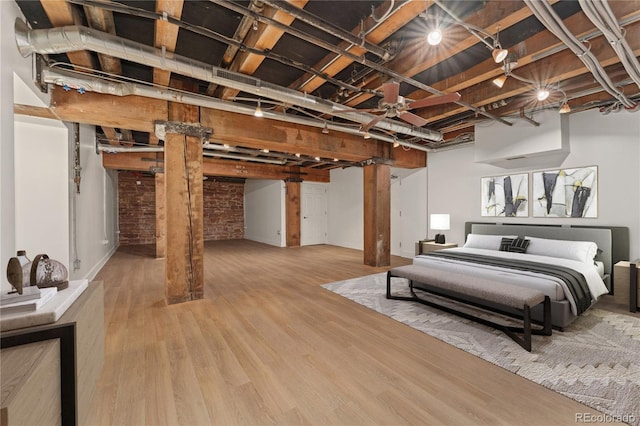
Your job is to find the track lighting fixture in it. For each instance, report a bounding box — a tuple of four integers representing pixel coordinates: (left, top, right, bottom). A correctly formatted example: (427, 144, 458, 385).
(393, 138, 400, 148)
(492, 47, 508, 63)
(322, 122, 329, 134)
(363, 130, 371, 139)
(492, 75, 507, 88)
(254, 100, 263, 117)
(559, 102, 571, 114)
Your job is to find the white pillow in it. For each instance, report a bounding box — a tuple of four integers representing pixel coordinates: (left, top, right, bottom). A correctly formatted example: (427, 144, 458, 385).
(525, 236, 598, 264)
(463, 234, 517, 251)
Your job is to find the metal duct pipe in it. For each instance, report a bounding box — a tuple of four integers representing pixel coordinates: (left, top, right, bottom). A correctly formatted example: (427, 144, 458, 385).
(579, 0, 640, 95)
(524, 0, 636, 110)
(15, 19, 442, 142)
(98, 145, 164, 153)
(41, 66, 434, 152)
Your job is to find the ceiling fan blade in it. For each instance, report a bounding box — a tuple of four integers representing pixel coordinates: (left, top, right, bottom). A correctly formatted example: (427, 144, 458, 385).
(406, 92, 461, 110)
(398, 111, 429, 127)
(361, 114, 387, 133)
(382, 81, 400, 104)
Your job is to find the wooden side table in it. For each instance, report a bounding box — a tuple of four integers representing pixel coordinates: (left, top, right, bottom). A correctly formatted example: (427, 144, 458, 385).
(613, 260, 639, 313)
(415, 241, 457, 255)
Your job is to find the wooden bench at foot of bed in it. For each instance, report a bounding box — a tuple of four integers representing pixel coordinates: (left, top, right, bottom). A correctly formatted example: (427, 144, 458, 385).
(386, 265, 552, 352)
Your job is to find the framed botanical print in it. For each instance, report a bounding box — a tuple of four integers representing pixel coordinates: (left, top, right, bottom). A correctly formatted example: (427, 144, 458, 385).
(532, 166, 597, 218)
(481, 173, 528, 217)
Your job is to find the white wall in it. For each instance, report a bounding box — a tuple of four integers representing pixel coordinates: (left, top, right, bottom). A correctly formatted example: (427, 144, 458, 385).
(327, 167, 363, 250)
(391, 167, 427, 258)
(244, 179, 284, 246)
(1, 2, 48, 291)
(1, 3, 118, 291)
(327, 166, 427, 258)
(14, 115, 70, 271)
(68, 124, 119, 281)
(427, 109, 640, 260)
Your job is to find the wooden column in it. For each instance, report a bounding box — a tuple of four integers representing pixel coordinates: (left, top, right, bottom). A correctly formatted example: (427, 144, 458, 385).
(285, 180, 301, 247)
(163, 123, 207, 304)
(155, 172, 166, 258)
(363, 163, 390, 267)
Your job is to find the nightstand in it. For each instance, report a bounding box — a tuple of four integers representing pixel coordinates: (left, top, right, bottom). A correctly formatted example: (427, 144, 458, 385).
(415, 240, 457, 255)
(613, 260, 639, 312)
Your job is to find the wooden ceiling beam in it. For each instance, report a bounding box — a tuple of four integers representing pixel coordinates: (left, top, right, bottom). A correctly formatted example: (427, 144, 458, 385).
(49, 88, 424, 167)
(217, 0, 309, 100)
(154, 0, 184, 87)
(343, 1, 546, 109)
(14, 104, 59, 120)
(101, 152, 330, 182)
(82, 5, 121, 74)
(288, 0, 430, 96)
(404, 1, 640, 118)
(422, 21, 640, 124)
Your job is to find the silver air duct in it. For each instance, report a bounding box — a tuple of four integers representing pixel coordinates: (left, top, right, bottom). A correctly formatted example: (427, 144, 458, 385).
(15, 19, 443, 142)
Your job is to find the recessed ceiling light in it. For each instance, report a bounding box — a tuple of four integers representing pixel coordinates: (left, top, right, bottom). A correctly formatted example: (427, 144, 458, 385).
(427, 29, 442, 46)
(536, 88, 550, 101)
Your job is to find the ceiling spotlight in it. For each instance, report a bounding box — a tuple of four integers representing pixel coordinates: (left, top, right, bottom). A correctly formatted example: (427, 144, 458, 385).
(492, 75, 507, 88)
(559, 102, 571, 114)
(492, 48, 508, 63)
(363, 130, 371, 139)
(322, 122, 329, 134)
(295, 153, 301, 158)
(253, 20, 259, 31)
(262, 148, 269, 153)
(254, 100, 263, 117)
(314, 156, 321, 161)
(333, 158, 339, 162)
(393, 139, 400, 148)
(427, 29, 442, 46)
(536, 88, 550, 101)
(223, 144, 231, 149)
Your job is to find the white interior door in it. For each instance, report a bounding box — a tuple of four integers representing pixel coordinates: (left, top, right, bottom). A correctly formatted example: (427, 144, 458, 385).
(301, 183, 328, 246)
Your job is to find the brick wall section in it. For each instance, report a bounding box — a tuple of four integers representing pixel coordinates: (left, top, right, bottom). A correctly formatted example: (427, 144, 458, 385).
(118, 172, 245, 245)
(118, 172, 156, 245)
(203, 178, 245, 240)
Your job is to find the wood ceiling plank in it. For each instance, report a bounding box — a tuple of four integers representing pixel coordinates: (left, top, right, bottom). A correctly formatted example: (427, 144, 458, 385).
(218, 0, 309, 100)
(422, 21, 640, 124)
(404, 2, 640, 114)
(344, 1, 549, 109)
(289, 0, 430, 95)
(154, 0, 184, 87)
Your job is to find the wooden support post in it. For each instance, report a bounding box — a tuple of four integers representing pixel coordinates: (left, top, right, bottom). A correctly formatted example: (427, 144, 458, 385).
(163, 123, 207, 304)
(285, 181, 301, 247)
(155, 172, 166, 258)
(363, 163, 390, 267)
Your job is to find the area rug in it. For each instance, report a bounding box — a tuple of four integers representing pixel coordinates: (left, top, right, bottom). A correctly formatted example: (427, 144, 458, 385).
(322, 273, 640, 425)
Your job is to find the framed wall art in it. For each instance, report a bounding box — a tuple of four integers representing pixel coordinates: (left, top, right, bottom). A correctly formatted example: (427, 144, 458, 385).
(481, 173, 528, 217)
(532, 166, 598, 218)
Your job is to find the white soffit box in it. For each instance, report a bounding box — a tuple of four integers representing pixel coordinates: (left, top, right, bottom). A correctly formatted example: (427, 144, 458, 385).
(474, 109, 570, 169)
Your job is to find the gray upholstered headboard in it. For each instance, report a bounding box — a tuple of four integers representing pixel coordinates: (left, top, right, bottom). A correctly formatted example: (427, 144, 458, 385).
(464, 222, 629, 291)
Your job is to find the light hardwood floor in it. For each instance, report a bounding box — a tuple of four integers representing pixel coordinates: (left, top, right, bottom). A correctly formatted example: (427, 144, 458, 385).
(87, 240, 607, 425)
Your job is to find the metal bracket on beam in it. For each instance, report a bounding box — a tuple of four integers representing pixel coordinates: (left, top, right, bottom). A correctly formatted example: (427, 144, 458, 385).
(154, 120, 213, 142)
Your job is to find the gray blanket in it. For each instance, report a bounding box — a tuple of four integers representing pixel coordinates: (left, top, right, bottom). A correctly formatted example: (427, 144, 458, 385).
(419, 251, 593, 315)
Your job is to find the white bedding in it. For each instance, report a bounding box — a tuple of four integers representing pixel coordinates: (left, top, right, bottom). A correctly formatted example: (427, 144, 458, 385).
(413, 247, 609, 316)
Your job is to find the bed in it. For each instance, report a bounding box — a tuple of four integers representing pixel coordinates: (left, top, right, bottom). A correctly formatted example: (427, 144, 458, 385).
(411, 223, 628, 329)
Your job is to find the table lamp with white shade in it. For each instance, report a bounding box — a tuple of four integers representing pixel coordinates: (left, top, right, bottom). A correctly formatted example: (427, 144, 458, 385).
(430, 214, 450, 244)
